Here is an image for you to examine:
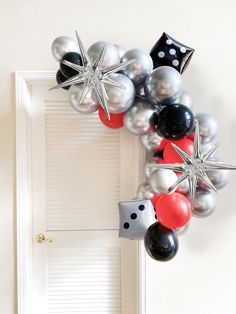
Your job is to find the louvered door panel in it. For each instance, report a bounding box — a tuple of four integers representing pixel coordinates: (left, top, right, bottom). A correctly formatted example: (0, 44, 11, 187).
(30, 84, 140, 314)
(45, 100, 121, 230)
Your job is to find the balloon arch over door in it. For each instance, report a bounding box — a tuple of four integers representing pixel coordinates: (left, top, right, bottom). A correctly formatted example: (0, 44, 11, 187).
(50, 31, 236, 262)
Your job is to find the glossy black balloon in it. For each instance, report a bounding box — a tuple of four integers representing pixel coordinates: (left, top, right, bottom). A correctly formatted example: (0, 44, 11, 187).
(144, 222, 179, 262)
(60, 52, 82, 78)
(155, 104, 194, 139)
(56, 70, 70, 90)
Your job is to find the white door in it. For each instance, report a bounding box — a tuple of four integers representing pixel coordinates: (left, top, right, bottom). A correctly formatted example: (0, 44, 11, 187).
(15, 72, 146, 314)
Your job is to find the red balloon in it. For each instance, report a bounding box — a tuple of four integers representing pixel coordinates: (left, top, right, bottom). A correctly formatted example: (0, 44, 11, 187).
(163, 138, 194, 164)
(151, 193, 161, 206)
(155, 193, 191, 229)
(98, 107, 124, 129)
(154, 157, 165, 164)
(158, 138, 169, 151)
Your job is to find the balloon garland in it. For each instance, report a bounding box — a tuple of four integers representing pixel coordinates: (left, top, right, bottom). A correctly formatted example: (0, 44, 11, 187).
(51, 31, 236, 262)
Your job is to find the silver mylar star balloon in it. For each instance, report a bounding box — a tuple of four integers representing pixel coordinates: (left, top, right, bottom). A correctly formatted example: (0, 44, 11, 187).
(50, 31, 135, 119)
(146, 121, 236, 209)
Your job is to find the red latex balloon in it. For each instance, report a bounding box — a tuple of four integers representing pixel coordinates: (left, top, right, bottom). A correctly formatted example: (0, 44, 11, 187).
(151, 193, 161, 206)
(154, 157, 165, 164)
(163, 138, 194, 164)
(158, 138, 169, 151)
(98, 107, 124, 129)
(155, 193, 191, 229)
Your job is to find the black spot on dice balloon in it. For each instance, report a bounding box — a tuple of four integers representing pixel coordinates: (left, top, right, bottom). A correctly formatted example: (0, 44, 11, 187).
(56, 70, 70, 90)
(144, 222, 179, 262)
(60, 52, 82, 78)
(155, 104, 194, 139)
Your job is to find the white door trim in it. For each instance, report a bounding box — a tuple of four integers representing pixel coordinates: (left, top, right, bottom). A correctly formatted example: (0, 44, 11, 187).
(15, 71, 147, 314)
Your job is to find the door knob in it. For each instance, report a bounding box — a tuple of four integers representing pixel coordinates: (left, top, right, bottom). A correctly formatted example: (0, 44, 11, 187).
(35, 233, 53, 243)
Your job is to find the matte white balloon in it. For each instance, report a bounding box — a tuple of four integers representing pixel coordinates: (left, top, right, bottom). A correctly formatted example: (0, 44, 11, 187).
(88, 41, 120, 67)
(69, 84, 98, 114)
(144, 66, 183, 104)
(120, 49, 153, 86)
(51, 36, 79, 61)
(191, 189, 217, 218)
(148, 169, 178, 194)
(137, 182, 154, 200)
(124, 98, 156, 135)
(105, 74, 135, 113)
(140, 131, 163, 151)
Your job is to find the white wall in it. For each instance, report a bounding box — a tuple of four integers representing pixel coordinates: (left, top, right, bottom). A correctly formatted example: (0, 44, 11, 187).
(1, 0, 236, 313)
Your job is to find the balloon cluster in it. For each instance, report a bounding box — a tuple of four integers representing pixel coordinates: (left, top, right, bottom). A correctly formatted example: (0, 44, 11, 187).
(51, 31, 236, 262)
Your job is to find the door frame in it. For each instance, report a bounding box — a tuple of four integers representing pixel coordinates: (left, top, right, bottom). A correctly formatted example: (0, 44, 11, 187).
(15, 71, 147, 314)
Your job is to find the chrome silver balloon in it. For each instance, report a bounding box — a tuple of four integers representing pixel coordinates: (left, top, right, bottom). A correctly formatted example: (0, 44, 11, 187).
(51, 36, 79, 61)
(136, 85, 145, 96)
(69, 84, 98, 114)
(88, 41, 120, 67)
(175, 90, 193, 109)
(114, 44, 125, 59)
(175, 223, 190, 236)
(137, 182, 154, 199)
(198, 167, 231, 190)
(144, 160, 158, 178)
(105, 74, 135, 113)
(120, 49, 153, 86)
(144, 66, 183, 104)
(124, 98, 156, 135)
(140, 131, 163, 152)
(176, 178, 189, 194)
(191, 189, 217, 218)
(195, 113, 219, 144)
(149, 169, 178, 194)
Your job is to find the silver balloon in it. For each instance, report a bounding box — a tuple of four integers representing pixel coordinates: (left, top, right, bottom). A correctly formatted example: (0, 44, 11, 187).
(198, 167, 231, 190)
(137, 182, 154, 199)
(140, 131, 163, 151)
(105, 74, 135, 113)
(195, 113, 219, 144)
(175, 90, 193, 109)
(144, 160, 157, 178)
(124, 98, 156, 135)
(88, 41, 120, 67)
(176, 178, 189, 194)
(144, 66, 183, 104)
(69, 84, 98, 114)
(175, 223, 190, 236)
(120, 49, 153, 86)
(191, 189, 217, 218)
(136, 85, 145, 96)
(114, 44, 125, 59)
(51, 36, 79, 61)
(149, 169, 177, 194)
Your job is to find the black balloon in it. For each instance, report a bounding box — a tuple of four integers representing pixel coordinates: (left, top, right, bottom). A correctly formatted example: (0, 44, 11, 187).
(56, 70, 70, 90)
(60, 52, 82, 78)
(154, 104, 194, 139)
(144, 222, 178, 262)
(150, 32, 194, 74)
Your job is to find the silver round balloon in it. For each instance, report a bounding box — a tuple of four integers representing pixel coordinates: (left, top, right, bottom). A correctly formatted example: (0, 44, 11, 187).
(174, 90, 193, 110)
(124, 99, 156, 135)
(198, 167, 231, 190)
(175, 223, 190, 236)
(51, 36, 79, 62)
(144, 160, 158, 178)
(137, 182, 154, 199)
(148, 169, 178, 194)
(191, 189, 217, 218)
(144, 66, 183, 104)
(105, 74, 135, 113)
(176, 178, 189, 195)
(195, 113, 219, 144)
(88, 41, 120, 67)
(120, 49, 153, 86)
(140, 131, 163, 152)
(114, 44, 125, 59)
(136, 85, 145, 96)
(69, 84, 98, 114)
